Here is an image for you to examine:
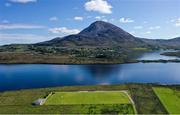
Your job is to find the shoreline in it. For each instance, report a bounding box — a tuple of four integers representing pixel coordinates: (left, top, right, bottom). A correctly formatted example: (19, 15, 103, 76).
(0, 59, 180, 65)
(1, 83, 180, 93)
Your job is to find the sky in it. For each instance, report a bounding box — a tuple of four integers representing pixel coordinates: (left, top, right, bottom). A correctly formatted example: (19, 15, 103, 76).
(0, 0, 180, 45)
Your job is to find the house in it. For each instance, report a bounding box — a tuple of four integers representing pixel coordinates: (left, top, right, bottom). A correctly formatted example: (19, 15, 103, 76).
(32, 98, 46, 106)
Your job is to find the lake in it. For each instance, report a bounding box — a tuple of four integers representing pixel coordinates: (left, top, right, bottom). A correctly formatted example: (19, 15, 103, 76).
(0, 63, 180, 91)
(0, 50, 180, 91)
(138, 50, 180, 60)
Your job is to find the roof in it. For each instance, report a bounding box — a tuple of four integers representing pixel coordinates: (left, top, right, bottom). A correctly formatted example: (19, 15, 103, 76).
(32, 98, 46, 105)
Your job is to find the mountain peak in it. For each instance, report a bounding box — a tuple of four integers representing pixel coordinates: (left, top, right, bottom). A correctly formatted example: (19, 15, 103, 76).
(90, 20, 109, 25)
(88, 21, 113, 27)
(79, 21, 134, 38)
(38, 21, 143, 47)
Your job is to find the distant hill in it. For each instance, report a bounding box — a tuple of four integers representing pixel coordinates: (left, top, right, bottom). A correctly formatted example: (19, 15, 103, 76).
(38, 21, 146, 47)
(141, 37, 180, 49)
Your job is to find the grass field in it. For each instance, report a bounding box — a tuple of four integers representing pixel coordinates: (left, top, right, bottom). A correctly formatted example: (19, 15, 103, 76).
(45, 91, 131, 105)
(153, 87, 180, 114)
(0, 84, 172, 114)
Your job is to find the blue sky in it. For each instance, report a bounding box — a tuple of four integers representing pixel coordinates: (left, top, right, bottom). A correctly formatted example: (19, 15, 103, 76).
(0, 0, 180, 45)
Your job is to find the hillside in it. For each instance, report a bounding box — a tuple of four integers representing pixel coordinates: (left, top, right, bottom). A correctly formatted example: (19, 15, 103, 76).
(0, 21, 180, 64)
(38, 21, 146, 48)
(141, 37, 180, 49)
(38, 21, 180, 49)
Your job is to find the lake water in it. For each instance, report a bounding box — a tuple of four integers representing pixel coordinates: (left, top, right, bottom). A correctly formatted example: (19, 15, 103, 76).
(0, 63, 180, 91)
(0, 50, 180, 91)
(138, 50, 180, 60)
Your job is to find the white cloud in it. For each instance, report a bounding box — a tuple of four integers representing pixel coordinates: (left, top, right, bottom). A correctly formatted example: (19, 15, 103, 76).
(94, 16, 108, 22)
(149, 26, 160, 30)
(84, 0, 112, 14)
(119, 18, 134, 23)
(175, 18, 180, 27)
(95, 16, 101, 20)
(49, 16, 58, 21)
(49, 27, 80, 35)
(171, 35, 179, 38)
(95, 16, 105, 20)
(5, 3, 11, 7)
(144, 31, 151, 34)
(134, 26, 143, 29)
(74, 16, 83, 21)
(168, 18, 180, 27)
(9, 0, 37, 3)
(175, 22, 180, 27)
(0, 33, 50, 45)
(0, 23, 45, 30)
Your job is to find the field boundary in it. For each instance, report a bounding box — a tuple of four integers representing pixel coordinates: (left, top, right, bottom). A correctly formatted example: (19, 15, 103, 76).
(43, 90, 137, 113)
(123, 91, 137, 114)
(153, 87, 180, 114)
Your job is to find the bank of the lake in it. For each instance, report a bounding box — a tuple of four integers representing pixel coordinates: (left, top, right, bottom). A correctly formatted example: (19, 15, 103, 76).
(0, 50, 179, 64)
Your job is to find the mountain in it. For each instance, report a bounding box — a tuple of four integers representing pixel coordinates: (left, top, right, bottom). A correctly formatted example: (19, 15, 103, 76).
(37, 21, 180, 49)
(38, 21, 145, 47)
(168, 37, 180, 42)
(141, 37, 180, 49)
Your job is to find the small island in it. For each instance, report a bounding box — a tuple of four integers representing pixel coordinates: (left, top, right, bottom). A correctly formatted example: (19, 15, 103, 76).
(161, 51, 180, 57)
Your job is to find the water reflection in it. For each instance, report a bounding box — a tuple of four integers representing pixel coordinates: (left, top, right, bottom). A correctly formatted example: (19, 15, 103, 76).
(0, 63, 180, 91)
(82, 65, 121, 79)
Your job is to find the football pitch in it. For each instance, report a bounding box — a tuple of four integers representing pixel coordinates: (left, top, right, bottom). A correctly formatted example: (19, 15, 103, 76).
(44, 91, 132, 105)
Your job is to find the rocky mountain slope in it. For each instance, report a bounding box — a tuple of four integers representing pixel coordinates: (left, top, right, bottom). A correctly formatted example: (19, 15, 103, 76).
(38, 21, 146, 47)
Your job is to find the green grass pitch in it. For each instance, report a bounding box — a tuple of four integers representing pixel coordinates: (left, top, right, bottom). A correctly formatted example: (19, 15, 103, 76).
(44, 91, 131, 105)
(153, 87, 180, 114)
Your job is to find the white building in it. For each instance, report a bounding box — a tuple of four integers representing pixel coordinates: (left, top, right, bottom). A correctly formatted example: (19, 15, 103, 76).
(32, 98, 46, 105)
